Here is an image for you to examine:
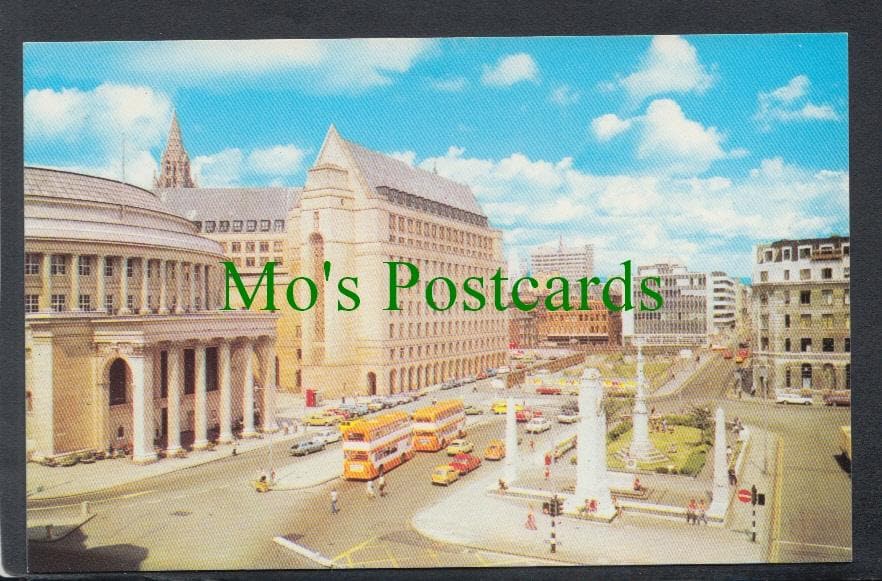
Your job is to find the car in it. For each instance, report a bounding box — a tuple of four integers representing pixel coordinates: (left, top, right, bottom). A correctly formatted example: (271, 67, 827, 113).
(525, 417, 552, 433)
(290, 438, 326, 456)
(305, 413, 339, 426)
(341, 403, 369, 417)
(464, 405, 484, 416)
(381, 397, 401, 408)
(823, 392, 851, 407)
(776, 392, 813, 405)
(556, 411, 580, 424)
(366, 399, 385, 412)
(313, 427, 341, 444)
(490, 401, 524, 415)
(711, 344, 726, 351)
(497, 366, 511, 374)
(463, 375, 477, 384)
(516, 408, 543, 423)
(484, 439, 506, 461)
(431, 465, 460, 486)
(446, 439, 475, 455)
(515, 363, 525, 370)
(326, 408, 352, 420)
(536, 386, 562, 395)
(416, 387, 430, 398)
(722, 349, 734, 360)
(440, 381, 456, 390)
(536, 369, 551, 375)
(449, 453, 482, 475)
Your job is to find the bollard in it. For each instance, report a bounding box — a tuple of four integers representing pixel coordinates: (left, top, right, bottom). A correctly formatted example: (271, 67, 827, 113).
(45, 524, 53, 540)
(81, 501, 91, 516)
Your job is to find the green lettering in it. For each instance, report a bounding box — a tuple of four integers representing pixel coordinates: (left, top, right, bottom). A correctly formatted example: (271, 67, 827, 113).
(463, 276, 486, 311)
(223, 261, 277, 311)
(385, 261, 419, 310)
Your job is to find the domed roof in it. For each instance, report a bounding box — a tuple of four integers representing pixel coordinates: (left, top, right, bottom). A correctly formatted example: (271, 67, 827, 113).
(24, 167, 223, 256)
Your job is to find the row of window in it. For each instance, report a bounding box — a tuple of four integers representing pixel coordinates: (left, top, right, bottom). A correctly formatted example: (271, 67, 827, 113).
(386, 338, 505, 361)
(783, 362, 850, 389)
(388, 213, 494, 259)
(759, 336, 851, 353)
(387, 319, 505, 339)
(226, 241, 284, 254)
(25, 254, 206, 280)
(196, 219, 285, 234)
(758, 288, 850, 306)
(228, 257, 284, 268)
(760, 243, 849, 263)
(774, 313, 850, 330)
(758, 266, 847, 282)
(25, 293, 201, 314)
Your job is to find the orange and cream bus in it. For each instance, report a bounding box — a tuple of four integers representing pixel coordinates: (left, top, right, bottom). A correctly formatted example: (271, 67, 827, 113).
(342, 411, 414, 480)
(412, 400, 466, 452)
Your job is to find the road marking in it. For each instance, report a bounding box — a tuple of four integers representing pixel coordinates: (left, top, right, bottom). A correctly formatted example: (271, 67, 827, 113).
(273, 535, 336, 568)
(383, 545, 400, 568)
(331, 536, 377, 563)
(27, 490, 154, 511)
(774, 540, 853, 553)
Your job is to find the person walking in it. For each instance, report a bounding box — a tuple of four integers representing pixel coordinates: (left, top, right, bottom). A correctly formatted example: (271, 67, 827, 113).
(697, 499, 709, 525)
(378, 475, 387, 497)
(728, 467, 738, 486)
(330, 489, 339, 514)
(686, 498, 698, 525)
(544, 466, 551, 481)
(530, 439, 535, 452)
(366, 480, 375, 500)
(525, 505, 537, 530)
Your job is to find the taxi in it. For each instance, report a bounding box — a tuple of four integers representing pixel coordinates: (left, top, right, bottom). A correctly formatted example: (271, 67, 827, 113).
(490, 400, 524, 415)
(446, 439, 474, 455)
(305, 413, 339, 427)
(431, 464, 460, 486)
(449, 453, 482, 475)
(484, 439, 505, 461)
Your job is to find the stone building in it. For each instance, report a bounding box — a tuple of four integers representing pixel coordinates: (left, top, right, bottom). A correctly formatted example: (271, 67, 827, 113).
(25, 168, 278, 461)
(508, 308, 538, 349)
(530, 237, 594, 287)
(289, 126, 509, 397)
(751, 236, 850, 396)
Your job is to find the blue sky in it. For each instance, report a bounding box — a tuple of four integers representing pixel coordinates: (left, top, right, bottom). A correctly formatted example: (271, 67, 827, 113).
(24, 35, 848, 278)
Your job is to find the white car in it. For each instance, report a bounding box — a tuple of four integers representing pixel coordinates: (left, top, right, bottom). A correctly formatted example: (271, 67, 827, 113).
(313, 427, 342, 444)
(497, 366, 511, 374)
(525, 417, 552, 433)
(775, 392, 813, 406)
(556, 412, 580, 424)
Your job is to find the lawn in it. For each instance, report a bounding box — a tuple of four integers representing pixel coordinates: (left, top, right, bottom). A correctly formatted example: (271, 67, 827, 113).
(569, 356, 675, 393)
(606, 425, 709, 474)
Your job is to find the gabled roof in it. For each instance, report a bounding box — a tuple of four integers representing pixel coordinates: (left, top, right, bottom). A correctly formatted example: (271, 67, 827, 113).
(157, 187, 301, 222)
(318, 126, 485, 217)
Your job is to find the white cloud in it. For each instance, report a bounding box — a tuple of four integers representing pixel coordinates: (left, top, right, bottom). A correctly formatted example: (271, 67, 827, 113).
(388, 150, 417, 166)
(431, 77, 468, 92)
(616, 35, 714, 102)
(192, 148, 244, 187)
(247, 145, 306, 175)
(549, 84, 580, 106)
(129, 39, 438, 92)
(754, 75, 840, 129)
(637, 99, 726, 175)
(591, 113, 634, 141)
(481, 53, 539, 87)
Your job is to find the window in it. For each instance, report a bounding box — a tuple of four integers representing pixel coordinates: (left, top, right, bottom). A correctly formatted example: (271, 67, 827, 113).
(784, 338, 791, 352)
(783, 248, 791, 260)
(245, 220, 256, 232)
(127, 295, 135, 311)
(25, 253, 40, 275)
(843, 244, 849, 256)
(219, 221, 230, 232)
(801, 338, 812, 352)
(194, 221, 202, 232)
(760, 271, 768, 282)
(205, 221, 216, 233)
(822, 289, 833, 305)
(51, 294, 65, 312)
(844, 267, 850, 279)
(799, 247, 811, 259)
(785, 368, 792, 387)
(246, 257, 255, 267)
(822, 338, 835, 352)
(783, 290, 790, 305)
(783, 270, 790, 281)
(231, 242, 241, 253)
(822, 314, 833, 329)
(25, 294, 39, 313)
(105, 294, 114, 313)
(104, 258, 114, 277)
(799, 268, 811, 281)
(844, 288, 850, 305)
(206, 347, 218, 391)
(821, 268, 832, 280)
(800, 314, 811, 329)
(243, 242, 254, 253)
(260, 220, 270, 231)
(800, 290, 811, 305)
(127, 258, 134, 278)
(233, 257, 242, 267)
(50, 255, 66, 275)
(79, 294, 91, 311)
(273, 241, 283, 252)
(77, 256, 91, 276)
(260, 241, 269, 253)
(232, 220, 243, 232)
(761, 337, 769, 350)
(784, 314, 790, 328)
(845, 338, 850, 352)
(274, 256, 283, 265)
(273, 219, 285, 232)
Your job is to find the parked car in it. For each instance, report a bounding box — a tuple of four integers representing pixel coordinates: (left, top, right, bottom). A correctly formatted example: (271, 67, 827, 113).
(776, 391, 813, 405)
(431, 464, 460, 486)
(536, 386, 562, 395)
(290, 438, 326, 456)
(367, 399, 386, 412)
(325, 408, 352, 420)
(556, 410, 580, 424)
(440, 381, 456, 390)
(462, 375, 477, 384)
(449, 453, 482, 475)
(381, 397, 401, 408)
(491, 400, 524, 415)
(497, 366, 511, 374)
(464, 405, 484, 416)
(525, 417, 552, 433)
(446, 439, 475, 455)
(484, 439, 506, 461)
(313, 427, 341, 444)
(823, 392, 851, 407)
(722, 350, 734, 360)
(340, 403, 369, 417)
(516, 408, 543, 423)
(305, 413, 339, 427)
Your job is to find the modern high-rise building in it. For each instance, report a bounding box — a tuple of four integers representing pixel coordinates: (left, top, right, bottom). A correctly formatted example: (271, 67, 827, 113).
(710, 272, 737, 332)
(751, 236, 850, 397)
(529, 238, 594, 285)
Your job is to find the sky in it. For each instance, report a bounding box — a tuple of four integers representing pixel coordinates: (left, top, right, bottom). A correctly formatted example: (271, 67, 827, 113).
(23, 35, 848, 279)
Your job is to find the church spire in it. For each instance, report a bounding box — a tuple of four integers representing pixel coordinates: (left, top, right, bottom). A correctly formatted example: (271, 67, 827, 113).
(154, 109, 197, 189)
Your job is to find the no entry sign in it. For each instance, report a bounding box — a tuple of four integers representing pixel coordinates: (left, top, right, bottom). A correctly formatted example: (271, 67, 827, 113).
(738, 488, 752, 503)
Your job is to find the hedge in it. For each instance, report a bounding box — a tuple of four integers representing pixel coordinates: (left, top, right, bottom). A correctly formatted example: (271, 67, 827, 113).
(680, 445, 709, 476)
(607, 419, 633, 443)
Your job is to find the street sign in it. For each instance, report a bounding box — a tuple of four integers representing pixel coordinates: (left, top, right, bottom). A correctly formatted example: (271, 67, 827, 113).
(738, 488, 752, 503)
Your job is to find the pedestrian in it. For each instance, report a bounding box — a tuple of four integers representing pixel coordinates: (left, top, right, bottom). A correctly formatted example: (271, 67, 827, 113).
(232, 439, 238, 456)
(330, 488, 339, 514)
(525, 505, 537, 530)
(728, 467, 738, 486)
(613, 496, 623, 518)
(378, 474, 387, 497)
(366, 480, 375, 499)
(530, 439, 535, 452)
(544, 466, 551, 481)
(726, 445, 734, 465)
(687, 498, 698, 525)
(697, 499, 708, 525)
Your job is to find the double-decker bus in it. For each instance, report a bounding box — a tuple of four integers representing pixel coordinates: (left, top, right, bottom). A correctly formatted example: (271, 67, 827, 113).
(342, 411, 414, 480)
(412, 400, 466, 452)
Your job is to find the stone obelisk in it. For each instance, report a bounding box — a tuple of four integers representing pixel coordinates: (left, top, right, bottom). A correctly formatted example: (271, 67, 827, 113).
(708, 406, 729, 518)
(628, 338, 665, 462)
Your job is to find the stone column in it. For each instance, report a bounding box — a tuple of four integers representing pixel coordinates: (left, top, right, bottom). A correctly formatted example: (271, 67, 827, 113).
(566, 368, 615, 520)
(166, 345, 183, 454)
(39, 254, 53, 312)
(118, 257, 131, 315)
(259, 339, 277, 432)
(139, 258, 150, 314)
(69, 254, 80, 311)
(629, 339, 662, 462)
(203, 265, 211, 310)
(193, 345, 209, 449)
(130, 348, 157, 463)
(709, 406, 729, 517)
(218, 341, 233, 443)
(188, 263, 196, 312)
(504, 396, 518, 483)
(174, 261, 184, 314)
(158, 259, 169, 314)
(96, 255, 106, 313)
(30, 333, 55, 457)
(241, 340, 257, 437)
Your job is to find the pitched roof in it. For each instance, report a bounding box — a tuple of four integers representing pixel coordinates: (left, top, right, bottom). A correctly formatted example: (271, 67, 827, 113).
(26, 167, 172, 214)
(157, 187, 301, 222)
(319, 126, 485, 217)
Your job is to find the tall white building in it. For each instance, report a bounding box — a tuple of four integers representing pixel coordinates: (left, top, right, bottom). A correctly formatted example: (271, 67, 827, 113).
(529, 238, 593, 285)
(710, 272, 737, 333)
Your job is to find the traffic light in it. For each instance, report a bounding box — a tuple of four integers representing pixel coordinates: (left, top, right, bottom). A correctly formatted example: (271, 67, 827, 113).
(751, 484, 758, 506)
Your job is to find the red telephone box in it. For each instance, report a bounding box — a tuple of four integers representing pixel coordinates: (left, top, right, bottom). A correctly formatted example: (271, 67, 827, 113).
(306, 389, 317, 407)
